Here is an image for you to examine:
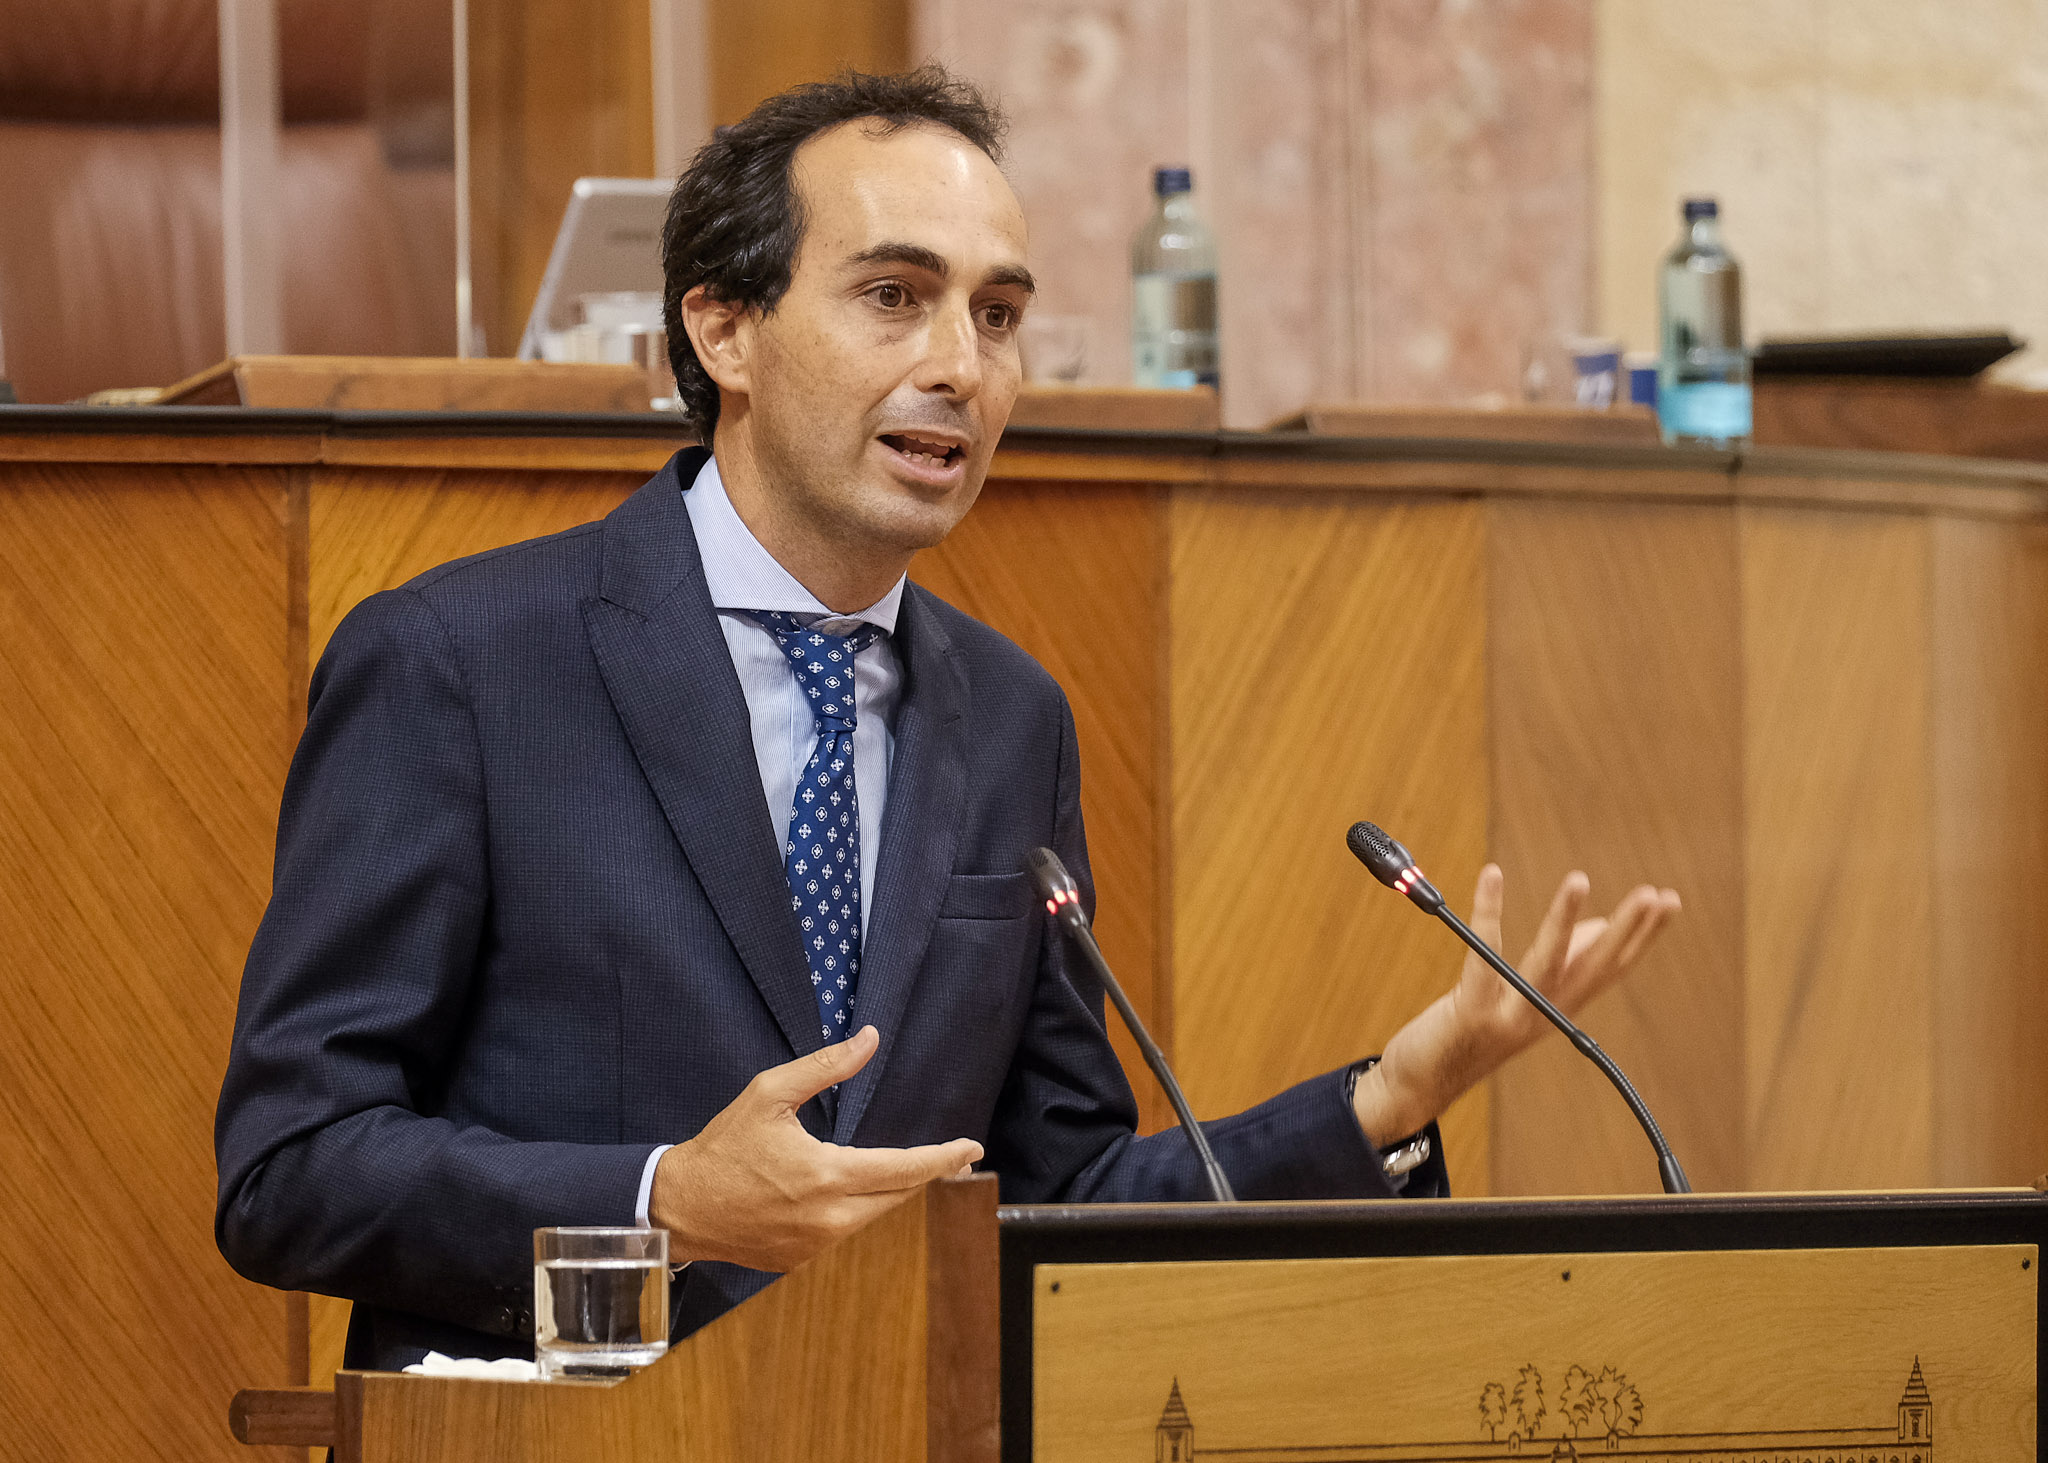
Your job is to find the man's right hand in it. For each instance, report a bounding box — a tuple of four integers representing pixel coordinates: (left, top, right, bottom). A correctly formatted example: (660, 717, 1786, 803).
(648, 1024, 983, 1272)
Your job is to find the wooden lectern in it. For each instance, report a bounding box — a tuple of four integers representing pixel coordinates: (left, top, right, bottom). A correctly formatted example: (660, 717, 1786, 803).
(233, 1178, 2045, 1462)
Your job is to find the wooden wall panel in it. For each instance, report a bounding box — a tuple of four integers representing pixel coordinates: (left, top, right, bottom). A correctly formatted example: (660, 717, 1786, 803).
(1741, 507, 1935, 1190)
(467, 0, 656, 358)
(0, 463, 296, 1461)
(710, 0, 910, 125)
(1931, 517, 2048, 1186)
(1168, 491, 1491, 1194)
(307, 467, 646, 662)
(1488, 502, 1745, 1197)
(909, 481, 1169, 1133)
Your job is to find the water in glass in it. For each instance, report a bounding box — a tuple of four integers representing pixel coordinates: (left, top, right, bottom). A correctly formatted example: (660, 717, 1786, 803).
(533, 1228, 669, 1380)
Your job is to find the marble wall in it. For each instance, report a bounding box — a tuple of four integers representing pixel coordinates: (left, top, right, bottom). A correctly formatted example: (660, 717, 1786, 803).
(917, 0, 1597, 427)
(1596, 0, 2048, 379)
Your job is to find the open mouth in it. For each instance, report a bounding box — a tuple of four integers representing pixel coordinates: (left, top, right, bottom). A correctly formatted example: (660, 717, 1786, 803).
(879, 432, 966, 469)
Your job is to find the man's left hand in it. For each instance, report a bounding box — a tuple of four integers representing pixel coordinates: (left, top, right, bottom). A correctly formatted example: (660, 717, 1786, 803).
(1351, 864, 1681, 1148)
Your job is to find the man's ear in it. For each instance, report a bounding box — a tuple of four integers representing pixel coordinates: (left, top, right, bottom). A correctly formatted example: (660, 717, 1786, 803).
(678, 284, 754, 399)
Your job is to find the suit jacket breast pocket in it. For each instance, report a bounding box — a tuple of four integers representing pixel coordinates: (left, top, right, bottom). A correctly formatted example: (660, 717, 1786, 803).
(928, 872, 1037, 1042)
(935, 870, 1035, 922)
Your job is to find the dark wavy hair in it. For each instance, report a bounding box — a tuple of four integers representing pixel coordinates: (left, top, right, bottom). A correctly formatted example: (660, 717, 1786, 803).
(660, 66, 1008, 434)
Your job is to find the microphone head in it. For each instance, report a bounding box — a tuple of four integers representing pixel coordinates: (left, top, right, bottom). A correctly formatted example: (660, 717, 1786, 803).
(1346, 820, 1445, 912)
(1025, 847, 1087, 923)
(1346, 821, 1413, 888)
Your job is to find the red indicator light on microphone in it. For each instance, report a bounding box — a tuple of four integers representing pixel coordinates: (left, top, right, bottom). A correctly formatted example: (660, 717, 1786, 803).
(1045, 898, 1058, 915)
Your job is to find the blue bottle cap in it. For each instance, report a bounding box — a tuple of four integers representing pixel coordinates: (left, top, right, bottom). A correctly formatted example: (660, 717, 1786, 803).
(1154, 167, 1193, 196)
(1683, 196, 1719, 220)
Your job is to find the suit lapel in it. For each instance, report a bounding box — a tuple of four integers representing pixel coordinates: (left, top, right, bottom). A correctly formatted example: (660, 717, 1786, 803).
(834, 586, 969, 1142)
(581, 450, 824, 1063)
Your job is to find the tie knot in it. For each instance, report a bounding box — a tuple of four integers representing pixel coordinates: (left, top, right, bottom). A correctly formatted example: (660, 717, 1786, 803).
(751, 612, 881, 732)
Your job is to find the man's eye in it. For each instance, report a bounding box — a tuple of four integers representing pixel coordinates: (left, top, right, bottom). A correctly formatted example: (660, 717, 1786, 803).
(980, 304, 1017, 331)
(872, 283, 909, 308)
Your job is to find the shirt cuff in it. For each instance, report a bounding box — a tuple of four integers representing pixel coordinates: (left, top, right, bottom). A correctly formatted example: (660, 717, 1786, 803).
(635, 1143, 673, 1229)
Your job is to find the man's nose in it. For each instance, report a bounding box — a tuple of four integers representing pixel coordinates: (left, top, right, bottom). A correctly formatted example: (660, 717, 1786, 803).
(913, 299, 983, 400)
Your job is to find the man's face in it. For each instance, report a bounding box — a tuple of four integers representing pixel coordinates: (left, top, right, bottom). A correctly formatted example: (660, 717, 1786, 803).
(726, 121, 1033, 561)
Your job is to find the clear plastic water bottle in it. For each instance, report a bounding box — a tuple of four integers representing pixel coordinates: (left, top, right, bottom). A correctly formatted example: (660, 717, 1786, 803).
(1657, 197, 1750, 446)
(1131, 167, 1219, 392)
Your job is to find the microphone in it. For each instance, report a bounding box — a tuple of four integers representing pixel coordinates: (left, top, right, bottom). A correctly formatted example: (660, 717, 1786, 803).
(1346, 822, 1692, 1196)
(1025, 847, 1236, 1202)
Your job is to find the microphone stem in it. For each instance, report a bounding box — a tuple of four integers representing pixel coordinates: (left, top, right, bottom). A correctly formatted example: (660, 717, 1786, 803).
(1434, 906, 1691, 1195)
(1063, 916, 1237, 1203)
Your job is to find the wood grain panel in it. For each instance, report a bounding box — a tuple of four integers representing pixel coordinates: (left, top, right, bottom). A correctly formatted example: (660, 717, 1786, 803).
(1032, 1245, 2035, 1463)
(467, 0, 655, 359)
(349, 1176, 995, 1463)
(710, 0, 909, 126)
(1489, 502, 1745, 1197)
(160, 355, 662, 412)
(0, 462, 297, 1461)
(319, 436, 686, 474)
(1755, 377, 2048, 461)
(0, 429, 328, 467)
(1931, 517, 2048, 1186)
(1741, 507, 1935, 1190)
(307, 466, 646, 662)
(1168, 491, 1491, 1193)
(910, 481, 1169, 1133)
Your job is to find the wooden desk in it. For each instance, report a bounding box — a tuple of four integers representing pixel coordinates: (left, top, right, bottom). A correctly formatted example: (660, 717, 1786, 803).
(1755, 376, 2048, 460)
(3, 408, 2046, 1460)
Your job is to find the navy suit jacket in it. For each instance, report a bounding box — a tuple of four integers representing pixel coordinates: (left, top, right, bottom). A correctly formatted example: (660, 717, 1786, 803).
(215, 449, 1437, 1370)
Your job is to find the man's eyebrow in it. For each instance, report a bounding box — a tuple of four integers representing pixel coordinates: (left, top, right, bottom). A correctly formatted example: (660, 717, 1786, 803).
(844, 242, 1037, 296)
(984, 264, 1038, 296)
(846, 242, 952, 277)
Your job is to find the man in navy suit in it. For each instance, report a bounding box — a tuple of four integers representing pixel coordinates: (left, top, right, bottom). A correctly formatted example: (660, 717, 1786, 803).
(214, 68, 1680, 1370)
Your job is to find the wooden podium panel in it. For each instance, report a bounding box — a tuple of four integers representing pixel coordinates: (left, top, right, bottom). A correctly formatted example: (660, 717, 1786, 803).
(1033, 1246, 2032, 1462)
(1002, 1191, 2048, 1463)
(349, 1181, 995, 1463)
(234, 1177, 999, 1463)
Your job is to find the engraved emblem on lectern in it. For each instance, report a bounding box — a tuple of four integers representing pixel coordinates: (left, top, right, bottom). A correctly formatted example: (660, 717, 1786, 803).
(1152, 1357, 1934, 1463)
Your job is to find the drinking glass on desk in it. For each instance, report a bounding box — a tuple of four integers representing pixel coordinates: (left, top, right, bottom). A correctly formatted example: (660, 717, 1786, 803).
(533, 1227, 669, 1380)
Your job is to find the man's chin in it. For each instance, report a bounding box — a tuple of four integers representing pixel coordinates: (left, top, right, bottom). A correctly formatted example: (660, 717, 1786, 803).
(837, 481, 981, 558)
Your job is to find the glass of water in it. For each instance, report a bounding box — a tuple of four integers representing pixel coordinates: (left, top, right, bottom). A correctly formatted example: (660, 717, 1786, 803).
(533, 1226, 669, 1380)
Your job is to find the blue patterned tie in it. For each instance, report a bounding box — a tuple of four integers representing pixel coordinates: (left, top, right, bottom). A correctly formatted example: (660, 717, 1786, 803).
(751, 612, 883, 1044)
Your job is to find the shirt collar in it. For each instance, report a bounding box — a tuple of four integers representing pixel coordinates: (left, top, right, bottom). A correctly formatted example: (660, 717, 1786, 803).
(682, 454, 904, 634)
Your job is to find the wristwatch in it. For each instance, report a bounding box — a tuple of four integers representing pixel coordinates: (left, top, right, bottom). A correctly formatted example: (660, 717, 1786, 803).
(1346, 1057, 1433, 1182)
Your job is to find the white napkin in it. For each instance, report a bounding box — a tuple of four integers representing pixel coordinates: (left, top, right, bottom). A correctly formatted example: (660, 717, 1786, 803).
(401, 1350, 540, 1381)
